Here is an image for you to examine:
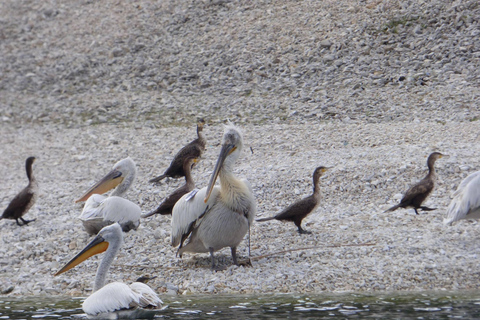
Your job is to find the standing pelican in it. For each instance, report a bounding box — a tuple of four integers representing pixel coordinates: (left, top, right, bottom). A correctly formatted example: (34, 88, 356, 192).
(385, 152, 445, 215)
(171, 123, 255, 269)
(256, 166, 329, 234)
(1, 157, 38, 226)
(149, 119, 206, 183)
(142, 157, 197, 217)
(76, 157, 141, 235)
(55, 223, 162, 318)
(444, 171, 480, 225)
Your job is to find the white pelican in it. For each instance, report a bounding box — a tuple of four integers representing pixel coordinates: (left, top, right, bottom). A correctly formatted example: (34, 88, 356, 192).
(55, 223, 163, 318)
(1, 156, 38, 226)
(76, 157, 141, 235)
(385, 152, 445, 215)
(171, 123, 256, 269)
(444, 171, 480, 225)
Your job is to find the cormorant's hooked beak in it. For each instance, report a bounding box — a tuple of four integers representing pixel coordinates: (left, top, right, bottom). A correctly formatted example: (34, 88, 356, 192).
(54, 234, 109, 276)
(75, 169, 124, 203)
(204, 143, 236, 203)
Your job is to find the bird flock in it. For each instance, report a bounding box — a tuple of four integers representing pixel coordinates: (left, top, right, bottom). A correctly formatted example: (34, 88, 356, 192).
(1, 120, 479, 317)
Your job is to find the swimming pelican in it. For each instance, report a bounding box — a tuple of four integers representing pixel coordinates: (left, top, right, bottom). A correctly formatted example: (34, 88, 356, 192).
(76, 157, 141, 235)
(256, 166, 329, 234)
(385, 152, 445, 215)
(1, 156, 38, 226)
(149, 119, 206, 184)
(55, 223, 163, 318)
(444, 171, 480, 225)
(142, 157, 197, 217)
(171, 123, 255, 269)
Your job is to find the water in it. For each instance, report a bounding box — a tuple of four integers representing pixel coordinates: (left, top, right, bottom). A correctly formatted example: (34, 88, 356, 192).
(1, 291, 480, 319)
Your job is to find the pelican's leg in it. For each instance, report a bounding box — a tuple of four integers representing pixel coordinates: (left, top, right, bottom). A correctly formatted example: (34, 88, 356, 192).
(209, 247, 217, 270)
(231, 247, 238, 265)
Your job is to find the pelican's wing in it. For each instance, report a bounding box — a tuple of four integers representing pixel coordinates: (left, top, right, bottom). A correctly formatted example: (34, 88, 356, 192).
(171, 186, 219, 247)
(445, 172, 480, 225)
(82, 282, 139, 315)
(79, 195, 141, 232)
(129, 282, 163, 309)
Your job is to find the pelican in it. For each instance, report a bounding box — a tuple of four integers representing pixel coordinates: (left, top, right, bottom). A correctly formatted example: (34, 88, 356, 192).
(1, 156, 38, 226)
(171, 123, 255, 269)
(149, 119, 206, 183)
(385, 152, 445, 215)
(142, 157, 197, 217)
(444, 171, 480, 225)
(55, 223, 163, 318)
(256, 166, 329, 234)
(76, 157, 141, 235)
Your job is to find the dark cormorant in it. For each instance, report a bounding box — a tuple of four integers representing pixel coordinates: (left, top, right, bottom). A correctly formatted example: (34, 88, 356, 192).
(1, 157, 38, 226)
(256, 166, 328, 234)
(142, 157, 197, 217)
(385, 152, 445, 215)
(149, 119, 206, 183)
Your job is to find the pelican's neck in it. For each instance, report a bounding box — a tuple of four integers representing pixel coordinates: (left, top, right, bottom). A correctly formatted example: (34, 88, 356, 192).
(218, 168, 251, 211)
(94, 237, 122, 292)
(111, 173, 135, 197)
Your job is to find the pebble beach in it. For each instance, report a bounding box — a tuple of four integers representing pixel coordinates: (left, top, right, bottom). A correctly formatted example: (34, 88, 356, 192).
(1, 0, 480, 297)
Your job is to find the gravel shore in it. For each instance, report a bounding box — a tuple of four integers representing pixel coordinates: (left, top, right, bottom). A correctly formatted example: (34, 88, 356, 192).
(1, 0, 480, 296)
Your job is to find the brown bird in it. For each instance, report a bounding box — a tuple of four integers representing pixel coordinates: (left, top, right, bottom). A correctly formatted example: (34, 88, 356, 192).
(149, 119, 206, 183)
(142, 157, 197, 217)
(384, 152, 445, 215)
(256, 166, 329, 234)
(1, 157, 38, 226)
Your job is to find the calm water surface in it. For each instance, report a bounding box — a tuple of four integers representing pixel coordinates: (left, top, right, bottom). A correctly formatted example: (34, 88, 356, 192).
(1, 291, 480, 319)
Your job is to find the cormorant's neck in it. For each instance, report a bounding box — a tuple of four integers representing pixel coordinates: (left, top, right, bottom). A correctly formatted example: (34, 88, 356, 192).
(26, 163, 34, 182)
(197, 127, 206, 148)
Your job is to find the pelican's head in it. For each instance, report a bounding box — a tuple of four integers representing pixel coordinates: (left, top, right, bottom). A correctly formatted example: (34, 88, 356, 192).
(204, 124, 243, 203)
(75, 157, 137, 203)
(54, 223, 123, 276)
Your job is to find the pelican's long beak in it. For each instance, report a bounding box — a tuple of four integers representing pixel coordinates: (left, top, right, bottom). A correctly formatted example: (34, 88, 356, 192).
(75, 169, 124, 203)
(204, 143, 236, 203)
(54, 234, 109, 276)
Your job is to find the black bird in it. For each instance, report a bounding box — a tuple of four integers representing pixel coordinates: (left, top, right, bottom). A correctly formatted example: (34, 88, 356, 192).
(142, 157, 197, 217)
(1, 157, 38, 226)
(149, 119, 206, 183)
(256, 166, 328, 234)
(384, 152, 445, 215)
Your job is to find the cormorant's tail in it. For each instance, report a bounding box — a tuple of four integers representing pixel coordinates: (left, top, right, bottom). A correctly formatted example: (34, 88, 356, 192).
(149, 174, 166, 183)
(141, 210, 156, 218)
(384, 204, 400, 213)
(256, 216, 275, 222)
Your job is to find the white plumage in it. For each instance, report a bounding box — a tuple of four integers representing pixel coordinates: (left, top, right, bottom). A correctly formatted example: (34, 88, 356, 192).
(55, 223, 162, 318)
(77, 157, 141, 235)
(170, 123, 256, 269)
(444, 171, 480, 225)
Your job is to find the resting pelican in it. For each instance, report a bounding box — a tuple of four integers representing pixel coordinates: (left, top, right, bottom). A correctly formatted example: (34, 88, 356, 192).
(444, 171, 480, 225)
(256, 166, 329, 234)
(76, 157, 141, 235)
(55, 223, 163, 318)
(149, 119, 206, 183)
(385, 152, 445, 215)
(142, 157, 197, 217)
(171, 123, 255, 269)
(1, 157, 38, 226)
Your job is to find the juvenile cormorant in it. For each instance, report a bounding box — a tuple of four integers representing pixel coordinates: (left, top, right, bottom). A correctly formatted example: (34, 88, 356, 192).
(149, 119, 206, 183)
(385, 152, 445, 215)
(256, 166, 328, 234)
(142, 157, 197, 217)
(1, 156, 38, 226)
